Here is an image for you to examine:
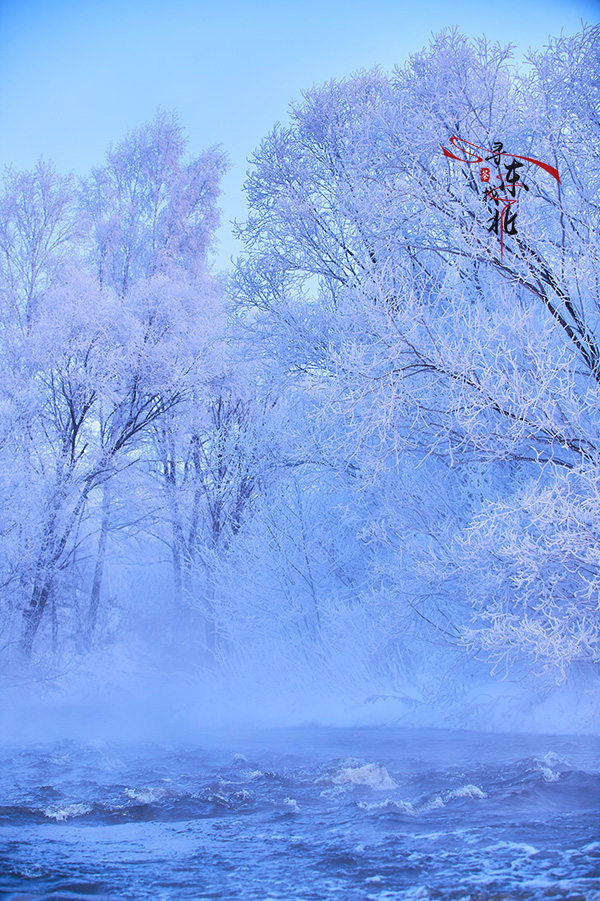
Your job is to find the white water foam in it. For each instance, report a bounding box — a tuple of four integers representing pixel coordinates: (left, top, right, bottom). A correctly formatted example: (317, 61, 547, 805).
(43, 802, 92, 822)
(331, 763, 398, 790)
(359, 784, 487, 815)
(123, 786, 169, 803)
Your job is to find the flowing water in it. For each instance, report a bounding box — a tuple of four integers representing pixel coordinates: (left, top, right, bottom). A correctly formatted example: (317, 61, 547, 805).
(0, 728, 598, 900)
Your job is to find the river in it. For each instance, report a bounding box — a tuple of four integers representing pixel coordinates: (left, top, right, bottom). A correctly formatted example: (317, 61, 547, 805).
(0, 728, 598, 900)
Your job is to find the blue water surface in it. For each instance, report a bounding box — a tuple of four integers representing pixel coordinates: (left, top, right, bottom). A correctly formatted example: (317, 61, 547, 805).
(0, 728, 598, 900)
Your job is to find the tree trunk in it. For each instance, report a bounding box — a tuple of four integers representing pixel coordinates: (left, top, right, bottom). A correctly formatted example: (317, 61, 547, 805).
(163, 454, 186, 610)
(20, 481, 89, 656)
(20, 500, 62, 656)
(21, 578, 53, 656)
(85, 484, 111, 646)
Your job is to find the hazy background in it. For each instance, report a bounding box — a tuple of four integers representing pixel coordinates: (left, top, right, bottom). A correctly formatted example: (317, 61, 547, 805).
(1, 0, 598, 268)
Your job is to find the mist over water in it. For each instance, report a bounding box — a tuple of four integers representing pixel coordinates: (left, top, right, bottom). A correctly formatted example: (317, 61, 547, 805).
(2, 643, 599, 743)
(1, 653, 599, 900)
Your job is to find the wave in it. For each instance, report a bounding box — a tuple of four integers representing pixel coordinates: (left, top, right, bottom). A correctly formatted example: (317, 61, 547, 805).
(0, 783, 258, 826)
(328, 762, 398, 790)
(358, 783, 487, 816)
(43, 802, 93, 822)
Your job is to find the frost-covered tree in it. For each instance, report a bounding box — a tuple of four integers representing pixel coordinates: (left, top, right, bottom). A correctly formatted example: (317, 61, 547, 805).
(234, 26, 600, 678)
(12, 270, 213, 654)
(0, 161, 82, 331)
(0, 113, 229, 658)
(82, 109, 226, 294)
(149, 352, 271, 659)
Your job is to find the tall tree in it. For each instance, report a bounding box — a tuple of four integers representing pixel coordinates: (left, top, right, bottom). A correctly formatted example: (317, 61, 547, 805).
(0, 112, 229, 657)
(0, 161, 81, 331)
(233, 26, 600, 676)
(82, 109, 226, 294)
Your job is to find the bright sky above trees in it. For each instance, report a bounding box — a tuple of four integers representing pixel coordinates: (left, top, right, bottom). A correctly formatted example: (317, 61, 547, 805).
(0, 0, 597, 267)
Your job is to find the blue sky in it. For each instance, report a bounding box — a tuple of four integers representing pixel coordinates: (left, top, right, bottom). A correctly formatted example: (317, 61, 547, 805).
(0, 0, 598, 268)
